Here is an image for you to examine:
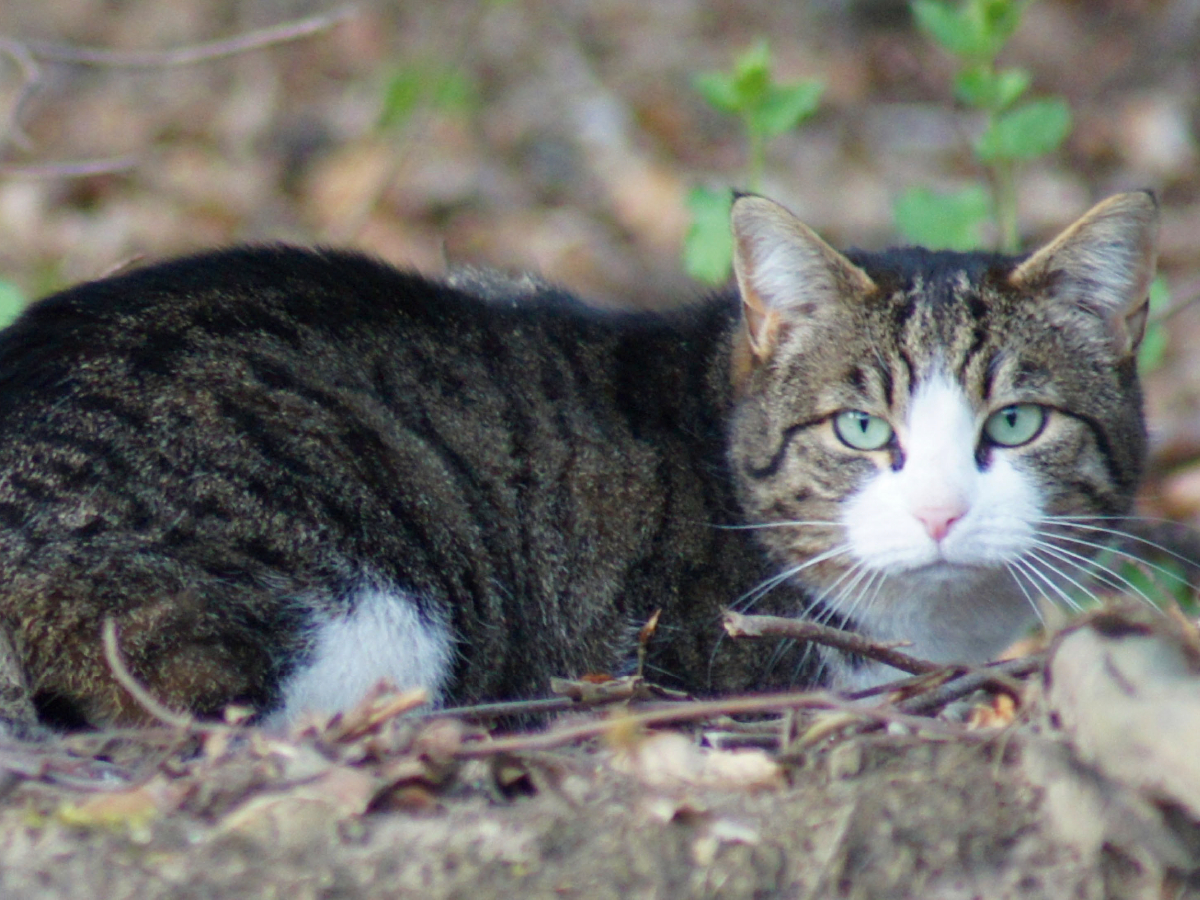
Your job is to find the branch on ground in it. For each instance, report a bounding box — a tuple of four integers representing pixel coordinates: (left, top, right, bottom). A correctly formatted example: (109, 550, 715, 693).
(722, 610, 944, 676)
(0, 5, 358, 177)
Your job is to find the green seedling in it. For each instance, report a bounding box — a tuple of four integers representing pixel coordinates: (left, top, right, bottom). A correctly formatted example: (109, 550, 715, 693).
(378, 63, 476, 131)
(685, 42, 824, 284)
(895, 0, 1071, 252)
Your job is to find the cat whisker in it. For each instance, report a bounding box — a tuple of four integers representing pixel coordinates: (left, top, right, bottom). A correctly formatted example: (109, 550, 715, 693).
(761, 636, 799, 682)
(786, 561, 879, 681)
(709, 550, 840, 680)
(711, 519, 842, 532)
(1024, 545, 1112, 610)
(1028, 537, 1161, 608)
(731, 545, 854, 613)
(1039, 527, 1197, 597)
(1009, 554, 1085, 612)
(817, 561, 878, 626)
(1042, 516, 1200, 574)
(1003, 560, 1046, 625)
(731, 565, 804, 615)
(710, 544, 856, 685)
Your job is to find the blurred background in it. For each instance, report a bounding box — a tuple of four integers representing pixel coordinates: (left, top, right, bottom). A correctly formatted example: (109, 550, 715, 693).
(1, 0, 1199, 530)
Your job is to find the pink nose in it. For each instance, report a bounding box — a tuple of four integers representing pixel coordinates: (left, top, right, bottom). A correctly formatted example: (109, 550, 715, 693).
(915, 506, 964, 542)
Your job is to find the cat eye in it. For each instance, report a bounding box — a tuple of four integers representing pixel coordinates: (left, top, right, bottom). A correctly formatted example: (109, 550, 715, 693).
(833, 410, 893, 451)
(983, 404, 1046, 448)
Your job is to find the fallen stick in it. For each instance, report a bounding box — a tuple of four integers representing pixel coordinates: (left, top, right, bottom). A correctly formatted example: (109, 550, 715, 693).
(722, 610, 943, 676)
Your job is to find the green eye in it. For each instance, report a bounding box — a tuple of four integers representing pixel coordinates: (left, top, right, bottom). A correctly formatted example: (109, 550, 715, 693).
(833, 410, 893, 451)
(983, 403, 1046, 448)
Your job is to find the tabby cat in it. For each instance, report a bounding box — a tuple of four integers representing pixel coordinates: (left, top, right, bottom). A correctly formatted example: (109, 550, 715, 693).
(0, 191, 1156, 730)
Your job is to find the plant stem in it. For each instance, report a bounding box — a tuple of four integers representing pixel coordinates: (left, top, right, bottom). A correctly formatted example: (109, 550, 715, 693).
(746, 116, 765, 192)
(991, 156, 1019, 252)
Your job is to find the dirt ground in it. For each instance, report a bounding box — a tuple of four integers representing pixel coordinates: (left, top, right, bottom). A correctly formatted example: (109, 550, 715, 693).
(3, 610, 1200, 900)
(0, 729, 1089, 899)
(2, 1, 1200, 897)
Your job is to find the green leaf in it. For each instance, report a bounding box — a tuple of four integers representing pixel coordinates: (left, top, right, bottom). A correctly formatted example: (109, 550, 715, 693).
(683, 186, 735, 284)
(0, 279, 26, 329)
(893, 185, 991, 250)
(379, 65, 475, 130)
(912, 0, 976, 55)
(975, 97, 1072, 161)
(430, 69, 475, 111)
(380, 69, 423, 129)
(975, 0, 1023, 50)
(912, 0, 1023, 60)
(732, 41, 772, 107)
(954, 66, 1029, 110)
(1137, 276, 1170, 372)
(693, 71, 741, 114)
(751, 80, 824, 137)
(695, 42, 777, 115)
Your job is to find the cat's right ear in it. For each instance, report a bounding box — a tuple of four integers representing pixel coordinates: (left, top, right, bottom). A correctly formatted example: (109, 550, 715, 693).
(730, 195, 875, 386)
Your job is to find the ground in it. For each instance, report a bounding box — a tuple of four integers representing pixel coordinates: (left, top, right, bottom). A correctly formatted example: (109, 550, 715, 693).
(1, 1, 1200, 896)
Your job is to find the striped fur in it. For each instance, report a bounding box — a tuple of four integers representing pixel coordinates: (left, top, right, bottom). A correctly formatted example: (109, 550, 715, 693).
(730, 191, 1155, 685)
(0, 250, 800, 726)
(0, 192, 1156, 726)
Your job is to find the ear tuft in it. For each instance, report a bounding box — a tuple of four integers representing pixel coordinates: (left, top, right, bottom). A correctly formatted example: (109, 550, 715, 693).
(1010, 191, 1159, 356)
(730, 195, 874, 374)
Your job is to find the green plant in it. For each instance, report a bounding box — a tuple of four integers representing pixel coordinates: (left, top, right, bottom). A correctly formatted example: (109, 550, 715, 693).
(894, 0, 1071, 252)
(684, 42, 824, 284)
(898, 0, 1174, 372)
(378, 62, 477, 131)
(1138, 277, 1171, 373)
(0, 279, 26, 329)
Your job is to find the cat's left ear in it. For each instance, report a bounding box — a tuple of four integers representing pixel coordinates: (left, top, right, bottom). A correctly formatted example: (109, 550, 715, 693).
(1010, 191, 1159, 357)
(730, 194, 875, 384)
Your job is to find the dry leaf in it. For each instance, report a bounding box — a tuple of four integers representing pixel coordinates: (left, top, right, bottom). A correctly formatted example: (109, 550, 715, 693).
(56, 775, 183, 840)
(638, 609, 662, 646)
(691, 817, 761, 866)
(551, 674, 642, 703)
(323, 685, 430, 743)
(965, 693, 1016, 730)
(794, 710, 869, 748)
(215, 765, 376, 845)
(611, 731, 783, 792)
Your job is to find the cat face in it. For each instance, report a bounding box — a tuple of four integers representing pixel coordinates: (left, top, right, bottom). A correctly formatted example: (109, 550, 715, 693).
(726, 192, 1157, 685)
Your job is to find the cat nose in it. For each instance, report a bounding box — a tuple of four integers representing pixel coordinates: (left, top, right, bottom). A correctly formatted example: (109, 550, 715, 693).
(914, 506, 964, 542)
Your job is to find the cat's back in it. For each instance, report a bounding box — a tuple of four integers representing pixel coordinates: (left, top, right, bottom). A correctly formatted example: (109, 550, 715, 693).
(0, 247, 760, 727)
(0, 247, 540, 394)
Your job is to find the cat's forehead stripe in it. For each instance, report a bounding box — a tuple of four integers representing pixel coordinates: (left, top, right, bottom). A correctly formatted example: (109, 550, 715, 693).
(856, 271, 1010, 404)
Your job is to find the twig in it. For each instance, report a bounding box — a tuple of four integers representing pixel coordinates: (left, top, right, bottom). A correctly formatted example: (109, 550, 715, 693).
(0, 741, 137, 791)
(20, 6, 359, 69)
(0, 6, 357, 166)
(453, 684, 987, 760)
(0, 37, 40, 151)
(101, 618, 200, 731)
(1150, 274, 1200, 326)
(0, 155, 141, 179)
(722, 610, 943, 676)
(895, 654, 1044, 715)
(428, 673, 687, 723)
(430, 696, 577, 721)
(454, 690, 841, 758)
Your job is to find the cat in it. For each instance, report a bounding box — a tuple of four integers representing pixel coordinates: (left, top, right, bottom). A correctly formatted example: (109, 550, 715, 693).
(0, 190, 1156, 731)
